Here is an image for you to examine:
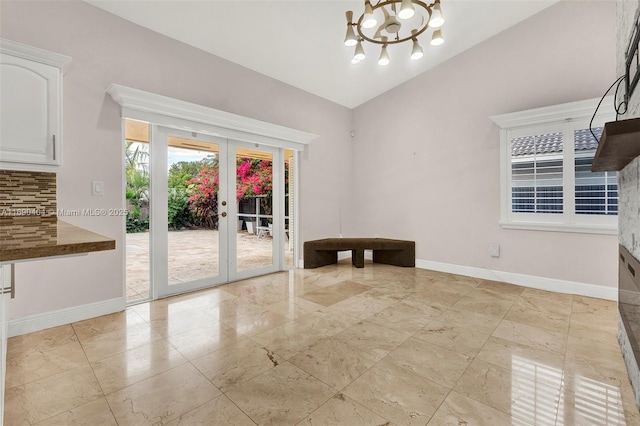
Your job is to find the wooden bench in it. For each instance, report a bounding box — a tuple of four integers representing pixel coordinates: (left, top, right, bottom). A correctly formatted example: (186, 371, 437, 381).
(304, 238, 415, 269)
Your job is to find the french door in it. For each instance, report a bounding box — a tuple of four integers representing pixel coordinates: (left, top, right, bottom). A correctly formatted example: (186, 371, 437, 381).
(151, 126, 283, 298)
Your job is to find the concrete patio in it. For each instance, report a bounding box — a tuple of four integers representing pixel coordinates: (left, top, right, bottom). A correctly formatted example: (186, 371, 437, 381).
(126, 229, 293, 302)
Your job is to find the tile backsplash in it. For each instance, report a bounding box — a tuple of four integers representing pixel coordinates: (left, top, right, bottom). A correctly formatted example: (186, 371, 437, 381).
(0, 170, 56, 217)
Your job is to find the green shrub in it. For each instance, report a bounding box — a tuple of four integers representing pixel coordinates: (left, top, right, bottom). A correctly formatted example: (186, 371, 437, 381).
(126, 208, 149, 233)
(168, 188, 191, 230)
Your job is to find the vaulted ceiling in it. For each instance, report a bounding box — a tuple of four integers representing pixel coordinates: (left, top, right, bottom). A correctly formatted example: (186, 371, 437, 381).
(85, 0, 560, 108)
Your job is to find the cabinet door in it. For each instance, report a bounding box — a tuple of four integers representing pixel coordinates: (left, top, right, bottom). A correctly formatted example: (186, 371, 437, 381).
(0, 55, 61, 166)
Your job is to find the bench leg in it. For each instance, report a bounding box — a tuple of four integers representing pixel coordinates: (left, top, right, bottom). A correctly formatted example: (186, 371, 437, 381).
(352, 249, 365, 268)
(373, 248, 415, 267)
(304, 249, 338, 269)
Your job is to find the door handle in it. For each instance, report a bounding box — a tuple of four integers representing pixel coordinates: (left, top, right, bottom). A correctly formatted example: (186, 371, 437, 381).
(10, 263, 15, 299)
(221, 201, 227, 206)
(221, 212, 227, 217)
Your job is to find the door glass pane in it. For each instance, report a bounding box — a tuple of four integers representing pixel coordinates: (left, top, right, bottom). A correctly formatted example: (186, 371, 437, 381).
(236, 148, 273, 272)
(125, 119, 151, 303)
(167, 136, 220, 285)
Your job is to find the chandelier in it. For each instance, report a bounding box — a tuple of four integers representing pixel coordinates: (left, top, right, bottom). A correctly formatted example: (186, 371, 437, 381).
(344, 0, 445, 65)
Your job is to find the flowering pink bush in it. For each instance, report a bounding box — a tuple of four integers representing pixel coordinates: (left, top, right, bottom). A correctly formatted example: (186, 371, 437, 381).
(186, 157, 285, 229)
(236, 158, 272, 201)
(187, 164, 220, 228)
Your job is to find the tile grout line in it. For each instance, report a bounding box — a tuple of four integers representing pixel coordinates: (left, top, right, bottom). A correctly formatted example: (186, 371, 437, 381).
(4, 266, 631, 425)
(438, 286, 547, 425)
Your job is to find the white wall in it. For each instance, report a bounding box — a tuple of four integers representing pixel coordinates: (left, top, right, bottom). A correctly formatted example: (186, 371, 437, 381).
(350, 1, 619, 289)
(0, 0, 353, 319)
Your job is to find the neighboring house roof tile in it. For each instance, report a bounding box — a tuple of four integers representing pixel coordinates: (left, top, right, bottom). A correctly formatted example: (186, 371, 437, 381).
(511, 128, 602, 157)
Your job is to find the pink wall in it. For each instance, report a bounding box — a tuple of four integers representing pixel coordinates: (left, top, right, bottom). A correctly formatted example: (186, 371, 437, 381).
(1, 1, 352, 318)
(0, 0, 620, 325)
(349, 1, 619, 288)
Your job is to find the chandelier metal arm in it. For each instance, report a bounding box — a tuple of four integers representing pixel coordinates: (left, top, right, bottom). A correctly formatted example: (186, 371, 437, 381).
(351, 0, 435, 45)
(345, 0, 443, 64)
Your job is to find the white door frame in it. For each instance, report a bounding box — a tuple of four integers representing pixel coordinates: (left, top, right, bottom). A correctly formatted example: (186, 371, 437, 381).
(151, 129, 287, 298)
(227, 141, 284, 282)
(109, 84, 318, 300)
(152, 126, 231, 298)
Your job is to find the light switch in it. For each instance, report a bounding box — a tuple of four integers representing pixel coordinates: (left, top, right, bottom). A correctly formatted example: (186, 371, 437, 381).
(92, 180, 104, 196)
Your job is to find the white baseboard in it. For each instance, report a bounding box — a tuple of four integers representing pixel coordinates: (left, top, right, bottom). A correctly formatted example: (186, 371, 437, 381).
(296, 253, 615, 300)
(415, 259, 617, 301)
(337, 252, 351, 261)
(8, 297, 126, 337)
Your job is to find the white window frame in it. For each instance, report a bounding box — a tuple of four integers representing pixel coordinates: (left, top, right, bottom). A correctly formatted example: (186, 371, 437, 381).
(491, 96, 617, 235)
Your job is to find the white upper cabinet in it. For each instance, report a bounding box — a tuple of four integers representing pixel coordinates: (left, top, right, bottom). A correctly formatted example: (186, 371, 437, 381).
(0, 39, 71, 172)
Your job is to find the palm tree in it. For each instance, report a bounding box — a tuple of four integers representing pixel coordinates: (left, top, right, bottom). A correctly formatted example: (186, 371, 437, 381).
(125, 142, 149, 205)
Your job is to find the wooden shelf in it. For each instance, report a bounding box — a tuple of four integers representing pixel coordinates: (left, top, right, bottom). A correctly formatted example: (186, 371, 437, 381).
(592, 117, 640, 171)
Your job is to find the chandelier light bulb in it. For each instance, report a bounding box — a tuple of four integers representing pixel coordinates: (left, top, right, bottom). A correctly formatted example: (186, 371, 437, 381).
(429, 1, 444, 28)
(342, 0, 448, 64)
(378, 42, 390, 66)
(344, 11, 358, 46)
(354, 40, 366, 61)
(411, 39, 423, 60)
(431, 29, 444, 46)
(344, 27, 357, 47)
(362, 1, 377, 29)
(398, 0, 415, 20)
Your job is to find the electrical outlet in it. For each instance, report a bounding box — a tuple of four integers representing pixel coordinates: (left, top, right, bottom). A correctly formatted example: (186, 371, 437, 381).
(490, 243, 500, 258)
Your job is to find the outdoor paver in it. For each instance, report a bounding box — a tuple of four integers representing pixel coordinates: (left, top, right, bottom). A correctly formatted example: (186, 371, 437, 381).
(126, 230, 292, 302)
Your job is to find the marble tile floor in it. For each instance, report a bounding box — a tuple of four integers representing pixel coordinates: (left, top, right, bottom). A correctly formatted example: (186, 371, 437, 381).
(4, 262, 640, 425)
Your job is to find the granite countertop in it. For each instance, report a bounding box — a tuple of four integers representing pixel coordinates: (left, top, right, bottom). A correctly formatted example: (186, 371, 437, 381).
(0, 217, 116, 262)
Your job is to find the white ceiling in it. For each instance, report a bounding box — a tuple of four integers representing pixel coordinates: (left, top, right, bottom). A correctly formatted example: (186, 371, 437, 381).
(85, 0, 560, 109)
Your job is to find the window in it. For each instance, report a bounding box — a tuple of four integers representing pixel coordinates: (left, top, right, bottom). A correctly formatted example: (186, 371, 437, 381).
(491, 97, 617, 234)
(573, 128, 618, 216)
(511, 131, 564, 214)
